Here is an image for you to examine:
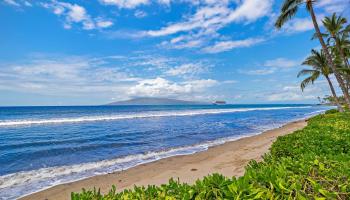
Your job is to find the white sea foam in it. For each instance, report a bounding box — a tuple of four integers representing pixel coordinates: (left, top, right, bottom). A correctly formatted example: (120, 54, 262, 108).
(0, 132, 260, 200)
(0, 106, 311, 127)
(0, 106, 325, 200)
(303, 109, 330, 118)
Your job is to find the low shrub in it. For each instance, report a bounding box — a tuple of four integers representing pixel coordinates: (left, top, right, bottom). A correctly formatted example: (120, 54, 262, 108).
(72, 112, 350, 199)
(325, 109, 339, 114)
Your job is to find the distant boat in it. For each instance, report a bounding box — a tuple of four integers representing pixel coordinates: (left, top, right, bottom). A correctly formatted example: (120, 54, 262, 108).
(213, 101, 226, 105)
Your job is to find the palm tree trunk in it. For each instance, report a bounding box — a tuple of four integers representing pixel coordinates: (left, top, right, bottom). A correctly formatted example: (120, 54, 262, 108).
(339, 43, 350, 68)
(325, 75, 344, 112)
(337, 42, 350, 68)
(335, 38, 350, 92)
(336, 39, 350, 68)
(308, 2, 350, 110)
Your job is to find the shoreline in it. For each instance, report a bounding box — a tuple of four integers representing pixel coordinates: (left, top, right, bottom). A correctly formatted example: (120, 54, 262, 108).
(20, 119, 308, 200)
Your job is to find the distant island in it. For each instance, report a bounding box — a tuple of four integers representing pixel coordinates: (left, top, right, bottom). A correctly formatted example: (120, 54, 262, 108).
(213, 101, 226, 105)
(107, 97, 212, 106)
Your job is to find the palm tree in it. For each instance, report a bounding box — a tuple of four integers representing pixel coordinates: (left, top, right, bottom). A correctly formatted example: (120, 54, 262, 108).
(298, 49, 344, 112)
(336, 32, 350, 93)
(323, 32, 350, 94)
(275, 0, 350, 109)
(333, 37, 350, 94)
(322, 13, 350, 69)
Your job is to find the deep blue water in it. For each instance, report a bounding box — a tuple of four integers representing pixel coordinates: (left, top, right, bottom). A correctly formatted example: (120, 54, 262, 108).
(0, 104, 331, 199)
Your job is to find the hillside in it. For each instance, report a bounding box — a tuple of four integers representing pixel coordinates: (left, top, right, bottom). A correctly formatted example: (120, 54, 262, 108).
(107, 97, 209, 105)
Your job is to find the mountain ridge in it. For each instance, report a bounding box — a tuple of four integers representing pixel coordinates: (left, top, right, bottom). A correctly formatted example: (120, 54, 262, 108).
(107, 97, 210, 105)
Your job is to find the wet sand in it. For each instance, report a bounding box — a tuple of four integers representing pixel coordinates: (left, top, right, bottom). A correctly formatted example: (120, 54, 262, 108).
(21, 119, 307, 200)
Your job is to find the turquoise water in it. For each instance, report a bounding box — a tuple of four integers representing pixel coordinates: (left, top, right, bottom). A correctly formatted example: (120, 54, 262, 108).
(0, 104, 331, 199)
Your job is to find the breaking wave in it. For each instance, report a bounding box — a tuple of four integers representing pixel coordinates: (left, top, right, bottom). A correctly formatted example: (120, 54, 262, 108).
(0, 106, 311, 127)
(0, 133, 259, 200)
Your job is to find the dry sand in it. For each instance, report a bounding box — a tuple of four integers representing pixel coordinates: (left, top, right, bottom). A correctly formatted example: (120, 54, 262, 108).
(21, 119, 307, 200)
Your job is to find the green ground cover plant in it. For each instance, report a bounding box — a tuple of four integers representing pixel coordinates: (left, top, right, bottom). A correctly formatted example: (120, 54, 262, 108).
(72, 112, 350, 200)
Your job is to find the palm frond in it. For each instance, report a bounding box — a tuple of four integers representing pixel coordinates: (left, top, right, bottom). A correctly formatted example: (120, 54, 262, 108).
(300, 76, 315, 91)
(323, 13, 348, 37)
(311, 32, 328, 40)
(275, 6, 298, 28)
(297, 69, 317, 77)
(338, 67, 350, 75)
(300, 70, 320, 91)
(302, 49, 332, 76)
(343, 24, 350, 34)
(281, 0, 303, 12)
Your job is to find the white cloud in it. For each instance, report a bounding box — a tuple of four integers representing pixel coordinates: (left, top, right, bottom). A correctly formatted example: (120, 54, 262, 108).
(266, 85, 318, 101)
(158, 29, 215, 50)
(3, 0, 33, 6)
(132, 55, 175, 70)
(202, 38, 264, 53)
(7, 0, 273, 52)
(264, 58, 299, 68)
(225, 0, 273, 22)
(222, 80, 237, 84)
(0, 53, 221, 103)
(133, 0, 273, 52)
(0, 56, 138, 97)
(127, 55, 211, 78)
(165, 63, 206, 77)
(96, 18, 114, 28)
(145, 5, 229, 37)
(168, 39, 205, 49)
(99, 0, 149, 9)
(67, 3, 86, 22)
(145, 0, 273, 37)
(157, 0, 171, 6)
(263, 79, 337, 102)
(240, 68, 276, 75)
(128, 77, 217, 97)
(134, 10, 147, 18)
(99, 0, 174, 9)
(3, 0, 20, 6)
(317, 0, 350, 14)
(23, 1, 31, 6)
(281, 18, 314, 33)
(267, 92, 314, 101)
(42, 1, 113, 30)
(239, 58, 300, 76)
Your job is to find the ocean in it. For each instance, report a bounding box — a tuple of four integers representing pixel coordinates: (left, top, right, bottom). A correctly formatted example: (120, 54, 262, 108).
(0, 104, 331, 199)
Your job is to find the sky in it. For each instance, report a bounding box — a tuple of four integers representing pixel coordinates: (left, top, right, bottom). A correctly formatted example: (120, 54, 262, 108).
(0, 0, 350, 106)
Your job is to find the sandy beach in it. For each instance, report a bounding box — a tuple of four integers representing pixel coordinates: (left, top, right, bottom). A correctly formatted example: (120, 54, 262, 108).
(21, 119, 307, 200)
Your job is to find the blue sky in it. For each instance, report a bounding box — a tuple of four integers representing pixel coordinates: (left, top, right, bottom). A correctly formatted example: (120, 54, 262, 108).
(1, 0, 350, 106)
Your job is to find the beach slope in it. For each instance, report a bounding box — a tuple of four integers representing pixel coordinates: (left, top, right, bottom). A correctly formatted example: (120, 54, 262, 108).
(21, 120, 307, 200)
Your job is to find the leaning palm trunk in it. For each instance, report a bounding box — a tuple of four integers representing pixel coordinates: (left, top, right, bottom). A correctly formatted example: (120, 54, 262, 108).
(342, 50, 350, 93)
(308, 3, 350, 109)
(335, 38, 350, 93)
(337, 43, 350, 68)
(335, 39, 350, 68)
(325, 75, 344, 112)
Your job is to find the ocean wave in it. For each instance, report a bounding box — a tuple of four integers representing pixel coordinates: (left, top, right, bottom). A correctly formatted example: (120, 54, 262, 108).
(0, 107, 324, 199)
(303, 109, 330, 117)
(0, 132, 259, 200)
(0, 106, 311, 127)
